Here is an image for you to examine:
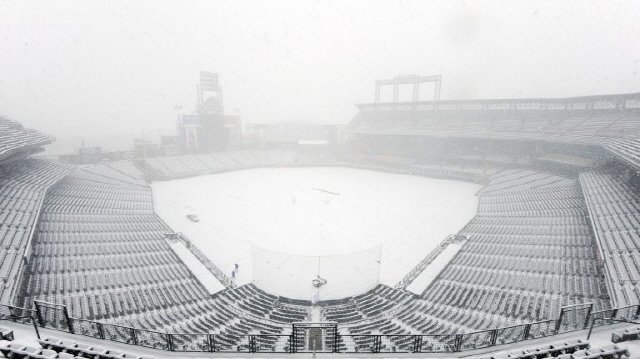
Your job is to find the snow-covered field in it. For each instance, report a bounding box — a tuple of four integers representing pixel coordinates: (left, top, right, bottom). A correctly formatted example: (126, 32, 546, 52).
(152, 167, 481, 299)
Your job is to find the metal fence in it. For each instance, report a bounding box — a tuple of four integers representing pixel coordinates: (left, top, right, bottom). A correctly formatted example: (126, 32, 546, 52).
(557, 303, 594, 333)
(0, 301, 638, 354)
(0, 303, 35, 324)
(591, 305, 640, 326)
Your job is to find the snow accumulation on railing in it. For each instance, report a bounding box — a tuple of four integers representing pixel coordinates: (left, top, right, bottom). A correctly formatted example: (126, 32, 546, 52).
(395, 234, 467, 290)
(163, 232, 234, 288)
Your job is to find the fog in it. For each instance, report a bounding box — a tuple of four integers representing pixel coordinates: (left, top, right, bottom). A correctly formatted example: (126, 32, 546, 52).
(1, 0, 639, 144)
(2, 0, 640, 350)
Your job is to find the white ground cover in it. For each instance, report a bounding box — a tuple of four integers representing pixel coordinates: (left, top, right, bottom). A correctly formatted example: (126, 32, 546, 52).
(152, 167, 481, 299)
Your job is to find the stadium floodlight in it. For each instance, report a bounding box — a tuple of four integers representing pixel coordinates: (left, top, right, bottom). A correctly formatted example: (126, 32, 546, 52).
(375, 74, 442, 103)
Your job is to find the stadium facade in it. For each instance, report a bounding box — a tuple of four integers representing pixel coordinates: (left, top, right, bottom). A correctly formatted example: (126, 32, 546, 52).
(0, 91, 639, 354)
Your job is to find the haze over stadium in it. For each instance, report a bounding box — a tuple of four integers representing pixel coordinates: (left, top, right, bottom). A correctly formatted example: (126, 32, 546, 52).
(1, 0, 640, 148)
(1, 0, 640, 358)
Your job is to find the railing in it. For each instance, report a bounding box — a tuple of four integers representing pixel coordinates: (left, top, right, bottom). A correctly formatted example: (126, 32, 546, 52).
(339, 305, 405, 329)
(163, 232, 234, 288)
(0, 303, 36, 324)
(410, 165, 490, 185)
(395, 234, 467, 290)
(357, 92, 640, 113)
(1, 301, 639, 354)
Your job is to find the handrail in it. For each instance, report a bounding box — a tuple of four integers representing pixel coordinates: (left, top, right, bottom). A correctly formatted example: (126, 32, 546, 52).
(163, 232, 233, 288)
(395, 234, 467, 290)
(357, 92, 640, 112)
(2, 301, 639, 354)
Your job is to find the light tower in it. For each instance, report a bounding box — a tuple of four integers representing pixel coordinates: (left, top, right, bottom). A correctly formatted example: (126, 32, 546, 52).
(374, 74, 442, 103)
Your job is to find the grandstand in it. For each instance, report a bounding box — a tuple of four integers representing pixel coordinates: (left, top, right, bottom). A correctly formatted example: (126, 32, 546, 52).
(0, 91, 640, 354)
(580, 169, 640, 307)
(139, 149, 308, 180)
(0, 117, 53, 163)
(20, 166, 210, 322)
(0, 117, 72, 305)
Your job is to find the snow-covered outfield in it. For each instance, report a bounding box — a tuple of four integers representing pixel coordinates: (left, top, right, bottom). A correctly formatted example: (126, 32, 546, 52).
(152, 167, 481, 300)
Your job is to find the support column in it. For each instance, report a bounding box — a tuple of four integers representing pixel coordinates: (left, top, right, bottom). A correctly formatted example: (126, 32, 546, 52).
(393, 80, 399, 102)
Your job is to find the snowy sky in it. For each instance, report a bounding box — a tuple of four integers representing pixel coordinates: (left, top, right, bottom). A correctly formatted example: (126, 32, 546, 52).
(1, 0, 639, 140)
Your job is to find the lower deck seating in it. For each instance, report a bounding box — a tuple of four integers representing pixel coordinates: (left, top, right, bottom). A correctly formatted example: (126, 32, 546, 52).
(28, 168, 611, 350)
(38, 336, 153, 358)
(0, 335, 153, 359)
(6, 161, 621, 352)
(0, 159, 73, 303)
(0, 117, 52, 162)
(603, 139, 640, 172)
(143, 150, 304, 180)
(580, 169, 640, 306)
(418, 170, 610, 331)
(20, 166, 209, 322)
(107, 287, 294, 350)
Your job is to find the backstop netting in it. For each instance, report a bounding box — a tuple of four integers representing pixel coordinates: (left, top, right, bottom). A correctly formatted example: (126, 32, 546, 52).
(251, 244, 382, 300)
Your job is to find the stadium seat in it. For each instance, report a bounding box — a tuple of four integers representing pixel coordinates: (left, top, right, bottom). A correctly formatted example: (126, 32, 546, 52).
(611, 327, 640, 343)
